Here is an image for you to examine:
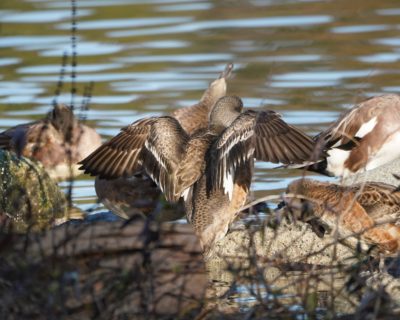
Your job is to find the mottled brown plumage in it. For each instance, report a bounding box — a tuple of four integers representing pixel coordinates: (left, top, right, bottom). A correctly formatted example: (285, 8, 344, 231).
(0, 104, 102, 180)
(81, 96, 316, 255)
(93, 64, 234, 219)
(185, 162, 252, 257)
(285, 178, 400, 255)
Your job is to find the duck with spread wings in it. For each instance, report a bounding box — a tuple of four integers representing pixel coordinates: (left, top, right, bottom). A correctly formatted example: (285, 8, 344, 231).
(80, 96, 315, 256)
(94, 63, 234, 220)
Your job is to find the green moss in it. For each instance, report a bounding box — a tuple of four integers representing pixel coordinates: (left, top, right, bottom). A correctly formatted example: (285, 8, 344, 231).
(0, 150, 67, 232)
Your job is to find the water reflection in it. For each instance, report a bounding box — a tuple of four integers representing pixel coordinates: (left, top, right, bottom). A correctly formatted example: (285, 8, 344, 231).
(18, 63, 124, 74)
(108, 15, 332, 37)
(331, 25, 388, 34)
(0, 36, 74, 48)
(56, 16, 192, 30)
(40, 41, 124, 57)
(0, 58, 21, 66)
(0, 9, 91, 23)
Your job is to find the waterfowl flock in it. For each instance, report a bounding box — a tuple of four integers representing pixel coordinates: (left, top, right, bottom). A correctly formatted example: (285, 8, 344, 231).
(1, 63, 400, 259)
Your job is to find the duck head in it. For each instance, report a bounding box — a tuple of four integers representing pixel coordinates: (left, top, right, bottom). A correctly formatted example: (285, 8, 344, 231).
(209, 95, 243, 133)
(47, 104, 76, 142)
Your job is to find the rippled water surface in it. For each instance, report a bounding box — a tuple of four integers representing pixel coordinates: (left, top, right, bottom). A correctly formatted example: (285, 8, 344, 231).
(2, 0, 400, 313)
(2, 0, 400, 206)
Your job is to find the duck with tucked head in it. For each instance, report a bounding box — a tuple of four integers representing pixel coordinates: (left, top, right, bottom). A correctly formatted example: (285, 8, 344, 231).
(80, 96, 315, 257)
(0, 104, 102, 180)
(284, 178, 400, 255)
(300, 94, 400, 178)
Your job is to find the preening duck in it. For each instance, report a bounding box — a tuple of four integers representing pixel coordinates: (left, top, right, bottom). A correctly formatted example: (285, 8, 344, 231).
(309, 94, 400, 177)
(0, 103, 102, 180)
(80, 96, 315, 255)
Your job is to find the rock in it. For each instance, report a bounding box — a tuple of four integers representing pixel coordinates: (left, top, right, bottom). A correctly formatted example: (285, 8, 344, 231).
(210, 218, 356, 267)
(342, 158, 400, 186)
(0, 150, 67, 232)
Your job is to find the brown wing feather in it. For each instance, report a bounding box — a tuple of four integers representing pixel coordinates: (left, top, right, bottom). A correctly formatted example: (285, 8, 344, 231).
(254, 110, 315, 163)
(80, 116, 189, 202)
(142, 117, 189, 201)
(79, 118, 157, 179)
(354, 182, 400, 219)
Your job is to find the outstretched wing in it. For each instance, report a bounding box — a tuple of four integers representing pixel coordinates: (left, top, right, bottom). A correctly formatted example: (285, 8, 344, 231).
(254, 110, 315, 164)
(207, 110, 316, 197)
(142, 117, 189, 201)
(79, 116, 189, 201)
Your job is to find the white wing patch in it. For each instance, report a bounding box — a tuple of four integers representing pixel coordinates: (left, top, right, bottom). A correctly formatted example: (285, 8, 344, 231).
(181, 187, 191, 201)
(223, 166, 234, 201)
(144, 139, 167, 169)
(218, 127, 253, 157)
(355, 116, 377, 138)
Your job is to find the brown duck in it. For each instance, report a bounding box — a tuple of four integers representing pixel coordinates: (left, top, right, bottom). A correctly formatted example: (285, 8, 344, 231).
(94, 63, 233, 219)
(0, 104, 102, 180)
(81, 95, 315, 256)
(285, 178, 400, 255)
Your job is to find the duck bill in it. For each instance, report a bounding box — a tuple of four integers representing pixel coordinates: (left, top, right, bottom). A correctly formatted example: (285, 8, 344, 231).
(219, 62, 234, 79)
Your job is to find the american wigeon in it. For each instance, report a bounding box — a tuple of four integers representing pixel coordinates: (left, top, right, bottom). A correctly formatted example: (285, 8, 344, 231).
(80, 95, 315, 256)
(172, 62, 233, 135)
(94, 63, 233, 219)
(285, 178, 400, 255)
(307, 94, 400, 177)
(0, 104, 102, 180)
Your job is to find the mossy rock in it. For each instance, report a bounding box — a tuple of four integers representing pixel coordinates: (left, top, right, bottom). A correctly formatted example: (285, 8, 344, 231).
(0, 150, 67, 232)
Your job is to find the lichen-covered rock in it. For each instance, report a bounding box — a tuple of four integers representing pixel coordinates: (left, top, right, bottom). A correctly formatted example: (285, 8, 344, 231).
(0, 150, 67, 232)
